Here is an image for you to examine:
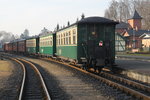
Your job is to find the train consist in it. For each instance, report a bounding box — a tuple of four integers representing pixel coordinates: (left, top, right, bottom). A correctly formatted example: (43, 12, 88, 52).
(3, 16, 118, 72)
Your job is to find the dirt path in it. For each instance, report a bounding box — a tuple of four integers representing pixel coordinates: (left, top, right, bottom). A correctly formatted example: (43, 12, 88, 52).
(0, 59, 23, 100)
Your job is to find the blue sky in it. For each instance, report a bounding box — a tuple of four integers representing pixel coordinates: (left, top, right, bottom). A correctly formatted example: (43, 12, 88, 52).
(0, 0, 112, 36)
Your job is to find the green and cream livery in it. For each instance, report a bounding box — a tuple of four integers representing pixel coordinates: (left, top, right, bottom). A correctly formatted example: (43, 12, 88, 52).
(39, 34, 55, 56)
(56, 24, 77, 60)
(26, 38, 36, 54)
(26, 37, 39, 54)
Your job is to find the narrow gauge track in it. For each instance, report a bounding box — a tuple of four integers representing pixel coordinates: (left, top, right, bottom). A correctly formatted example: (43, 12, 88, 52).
(100, 72, 150, 100)
(8, 57, 51, 100)
(43, 57, 150, 100)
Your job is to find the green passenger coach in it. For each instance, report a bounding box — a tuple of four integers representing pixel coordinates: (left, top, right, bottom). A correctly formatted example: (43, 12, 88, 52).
(39, 33, 56, 56)
(56, 24, 77, 60)
(56, 16, 118, 72)
(26, 36, 39, 54)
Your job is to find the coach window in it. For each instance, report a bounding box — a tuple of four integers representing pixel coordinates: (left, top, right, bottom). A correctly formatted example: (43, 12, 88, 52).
(58, 35, 60, 45)
(47, 38, 48, 45)
(47, 38, 49, 45)
(49, 38, 50, 45)
(47, 39, 48, 45)
(45, 38, 46, 46)
(46, 39, 48, 45)
(51, 37, 53, 45)
(66, 32, 68, 45)
(63, 33, 65, 45)
(57, 35, 58, 45)
(73, 29, 76, 44)
(69, 31, 71, 44)
(49, 37, 51, 45)
(59, 35, 61, 45)
(59, 34, 61, 45)
(61, 34, 63, 45)
(57, 35, 59, 45)
(44, 40, 45, 46)
(43, 40, 44, 46)
(41, 40, 42, 46)
(49, 38, 52, 45)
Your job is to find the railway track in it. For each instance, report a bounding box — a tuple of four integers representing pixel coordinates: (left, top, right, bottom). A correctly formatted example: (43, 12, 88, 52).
(100, 72, 150, 100)
(44, 57, 150, 100)
(2, 53, 150, 100)
(7, 57, 51, 100)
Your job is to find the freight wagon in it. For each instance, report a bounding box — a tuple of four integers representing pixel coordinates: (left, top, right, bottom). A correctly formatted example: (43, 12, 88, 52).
(3, 43, 9, 52)
(8, 42, 13, 52)
(12, 41, 18, 53)
(18, 39, 26, 54)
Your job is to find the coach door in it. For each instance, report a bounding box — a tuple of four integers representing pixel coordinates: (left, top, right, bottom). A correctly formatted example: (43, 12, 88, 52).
(105, 30, 112, 62)
(87, 37, 104, 60)
(88, 40, 95, 58)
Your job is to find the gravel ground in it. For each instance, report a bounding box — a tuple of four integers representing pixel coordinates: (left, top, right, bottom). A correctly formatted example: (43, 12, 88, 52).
(116, 59, 150, 75)
(0, 58, 23, 100)
(23, 57, 136, 100)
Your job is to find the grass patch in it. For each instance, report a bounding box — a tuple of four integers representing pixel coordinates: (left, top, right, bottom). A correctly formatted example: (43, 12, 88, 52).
(0, 61, 13, 72)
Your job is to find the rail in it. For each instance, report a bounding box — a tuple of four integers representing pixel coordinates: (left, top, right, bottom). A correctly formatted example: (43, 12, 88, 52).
(44, 57, 150, 100)
(2, 55, 51, 100)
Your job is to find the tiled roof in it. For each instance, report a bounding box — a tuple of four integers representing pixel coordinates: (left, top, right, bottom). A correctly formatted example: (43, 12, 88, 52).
(57, 16, 118, 32)
(127, 29, 149, 36)
(140, 33, 150, 39)
(129, 10, 142, 19)
(116, 22, 129, 29)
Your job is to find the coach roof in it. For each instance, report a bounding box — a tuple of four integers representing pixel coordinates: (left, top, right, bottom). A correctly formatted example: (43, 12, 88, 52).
(57, 16, 118, 32)
(78, 16, 118, 24)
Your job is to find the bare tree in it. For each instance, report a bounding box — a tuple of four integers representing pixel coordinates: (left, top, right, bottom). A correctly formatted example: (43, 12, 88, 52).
(20, 29, 30, 39)
(132, 0, 150, 29)
(105, 0, 119, 21)
(39, 27, 50, 36)
(0, 31, 15, 44)
(104, 0, 150, 29)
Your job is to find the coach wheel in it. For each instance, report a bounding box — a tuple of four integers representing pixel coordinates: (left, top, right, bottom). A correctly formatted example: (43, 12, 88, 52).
(98, 67, 102, 74)
(84, 64, 89, 71)
(82, 63, 86, 70)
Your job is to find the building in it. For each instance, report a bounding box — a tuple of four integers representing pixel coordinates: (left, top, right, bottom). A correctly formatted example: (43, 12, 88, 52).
(116, 10, 149, 52)
(140, 33, 150, 52)
(115, 33, 126, 52)
(116, 22, 129, 34)
(123, 30, 149, 50)
(127, 10, 142, 30)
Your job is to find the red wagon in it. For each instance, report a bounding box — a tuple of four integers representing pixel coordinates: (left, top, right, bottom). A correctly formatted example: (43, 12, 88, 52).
(18, 39, 26, 53)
